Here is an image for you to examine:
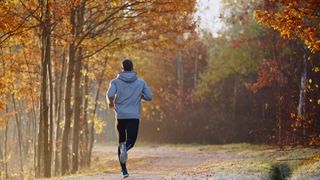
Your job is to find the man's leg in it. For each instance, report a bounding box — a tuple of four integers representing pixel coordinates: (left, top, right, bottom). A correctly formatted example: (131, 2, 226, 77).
(116, 119, 126, 143)
(116, 119, 128, 176)
(125, 119, 139, 151)
(117, 147, 127, 175)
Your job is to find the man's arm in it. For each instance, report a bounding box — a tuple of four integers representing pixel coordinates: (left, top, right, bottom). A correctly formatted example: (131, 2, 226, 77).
(142, 81, 152, 101)
(106, 80, 117, 109)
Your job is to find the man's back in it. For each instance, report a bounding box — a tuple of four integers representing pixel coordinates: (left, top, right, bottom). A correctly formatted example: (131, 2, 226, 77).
(107, 59, 152, 178)
(107, 71, 152, 119)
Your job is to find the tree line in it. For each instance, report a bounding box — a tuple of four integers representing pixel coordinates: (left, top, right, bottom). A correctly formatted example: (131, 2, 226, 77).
(138, 0, 320, 147)
(0, 0, 196, 178)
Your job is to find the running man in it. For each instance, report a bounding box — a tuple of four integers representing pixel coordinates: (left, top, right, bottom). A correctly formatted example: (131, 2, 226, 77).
(106, 59, 153, 178)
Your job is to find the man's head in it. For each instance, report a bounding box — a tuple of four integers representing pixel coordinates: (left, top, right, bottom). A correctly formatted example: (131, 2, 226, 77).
(122, 59, 133, 71)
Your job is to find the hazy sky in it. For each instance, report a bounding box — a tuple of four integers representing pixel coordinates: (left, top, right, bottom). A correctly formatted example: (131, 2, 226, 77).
(195, 0, 223, 35)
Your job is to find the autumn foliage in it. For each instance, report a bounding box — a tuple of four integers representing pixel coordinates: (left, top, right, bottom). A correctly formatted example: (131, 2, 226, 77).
(254, 0, 320, 53)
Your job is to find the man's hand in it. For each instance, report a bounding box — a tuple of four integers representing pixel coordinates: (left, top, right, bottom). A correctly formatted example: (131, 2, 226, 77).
(109, 102, 114, 109)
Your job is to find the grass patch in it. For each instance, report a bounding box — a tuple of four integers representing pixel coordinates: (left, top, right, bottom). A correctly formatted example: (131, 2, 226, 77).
(174, 144, 320, 179)
(270, 163, 291, 180)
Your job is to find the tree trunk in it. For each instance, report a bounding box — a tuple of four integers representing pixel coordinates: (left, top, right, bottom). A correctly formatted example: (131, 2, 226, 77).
(11, 94, 24, 178)
(37, 0, 52, 177)
(71, 48, 83, 173)
(88, 80, 102, 166)
(4, 105, 8, 180)
(61, 7, 76, 175)
(81, 69, 89, 167)
(48, 39, 54, 176)
(277, 83, 282, 146)
(231, 76, 238, 140)
(86, 58, 108, 165)
(71, 1, 85, 172)
(43, 6, 51, 177)
(37, 89, 43, 177)
(271, 31, 282, 146)
(193, 42, 198, 89)
(297, 46, 308, 144)
(31, 95, 38, 178)
(54, 53, 66, 175)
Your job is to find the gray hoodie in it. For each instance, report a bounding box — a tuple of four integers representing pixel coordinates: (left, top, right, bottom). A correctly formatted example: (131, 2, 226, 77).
(106, 71, 152, 119)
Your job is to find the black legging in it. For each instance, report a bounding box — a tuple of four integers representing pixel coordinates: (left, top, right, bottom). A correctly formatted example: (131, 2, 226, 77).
(116, 119, 139, 170)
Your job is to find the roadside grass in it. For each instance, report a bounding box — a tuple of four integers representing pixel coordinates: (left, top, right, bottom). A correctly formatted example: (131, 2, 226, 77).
(173, 143, 320, 179)
(290, 153, 320, 179)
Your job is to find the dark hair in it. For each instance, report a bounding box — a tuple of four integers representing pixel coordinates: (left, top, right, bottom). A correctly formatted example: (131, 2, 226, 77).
(122, 59, 133, 71)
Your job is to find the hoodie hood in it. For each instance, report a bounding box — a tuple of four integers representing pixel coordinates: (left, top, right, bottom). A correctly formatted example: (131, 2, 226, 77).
(117, 71, 138, 83)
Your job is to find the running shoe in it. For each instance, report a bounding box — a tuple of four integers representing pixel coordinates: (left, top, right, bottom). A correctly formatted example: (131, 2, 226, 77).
(122, 170, 129, 179)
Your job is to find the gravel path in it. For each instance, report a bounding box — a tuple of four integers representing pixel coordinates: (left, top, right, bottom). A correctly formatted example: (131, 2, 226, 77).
(50, 144, 320, 180)
(60, 144, 221, 179)
(60, 144, 262, 180)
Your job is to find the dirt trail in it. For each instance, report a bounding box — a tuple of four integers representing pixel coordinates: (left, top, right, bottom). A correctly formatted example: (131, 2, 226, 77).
(62, 144, 232, 180)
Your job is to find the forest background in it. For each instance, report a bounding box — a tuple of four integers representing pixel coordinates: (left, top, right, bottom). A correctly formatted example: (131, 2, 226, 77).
(0, 0, 319, 179)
